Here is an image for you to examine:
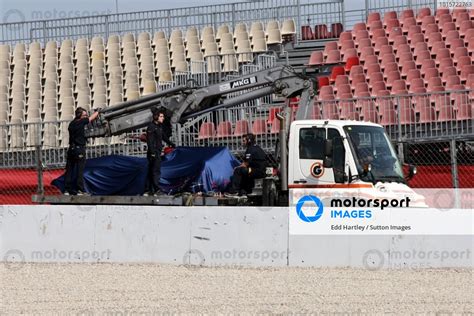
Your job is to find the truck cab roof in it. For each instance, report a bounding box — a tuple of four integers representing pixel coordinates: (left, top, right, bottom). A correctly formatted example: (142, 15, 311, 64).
(291, 120, 383, 129)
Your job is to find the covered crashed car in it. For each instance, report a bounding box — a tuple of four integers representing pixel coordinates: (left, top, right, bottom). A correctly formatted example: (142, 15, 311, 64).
(53, 147, 240, 195)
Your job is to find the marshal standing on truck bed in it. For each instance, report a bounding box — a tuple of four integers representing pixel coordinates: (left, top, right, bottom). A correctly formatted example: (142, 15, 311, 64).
(144, 108, 176, 196)
(64, 107, 99, 195)
(227, 133, 267, 197)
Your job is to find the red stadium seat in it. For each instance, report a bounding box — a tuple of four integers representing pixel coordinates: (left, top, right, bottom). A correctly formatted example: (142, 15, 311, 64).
(301, 25, 314, 40)
(310, 103, 322, 119)
(401, 61, 415, 78)
(383, 62, 399, 76)
(330, 66, 345, 82)
(379, 45, 394, 59)
(331, 23, 344, 38)
(383, 11, 398, 24)
(424, 67, 440, 81)
(339, 100, 359, 120)
(420, 59, 436, 73)
(409, 32, 425, 46)
(267, 107, 282, 124)
(216, 121, 232, 138)
(336, 84, 352, 97)
(457, 56, 472, 69)
(439, 58, 454, 74)
(427, 77, 443, 91)
(402, 17, 416, 34)
(353, 23, 367, 33)
(398, 97, 416, 124)
(409, 78, 425, 92)
(432, 41, 447, 55)
(270, 118, 281, 134)
(367, 12, 381, 23)
(318, 76, 330, 88)
(363, 55, 379, 72)
(326, 50, 341, 63)
(349, 64, 364, 77)
(344, 56, 359, 72)
(455, 98, 473, 120)
(435, 8, 450, 19)
(374, 36, 389, 52)
(441, 67, 458, 83)
(414, 96, 436, 123)
(371, 80, 386, 94)
(341, 40, 355, 53)
(433, 95, 455, 121)
(198, 122, 216, 140)
(234, 120, 249, 136)
(371, 28, 386, 40)
(381, 53, 396, 65)
(338, 31, 353, 44)
(359, 100, 379, 123)
(385, 19, 400, 32)
(251, 119, 267, 135)
(435, 48, 451, 64)
(459, 21, 473, 38)
(343, 48, 358, 62)
(392, 79, 407, 93)
(438, 14, 453, 28)
(388, 27, 403, 44)
(356, 38, 372, 49)
(427, 32, 442, 47)
(414, 42, 429, 55)
(460, 65, 474, 83)
(323, 42, 338, 59)
(400, 9, 414, 22)
(307, 51, 323, 66)
(417, 7, 431, 24)
(378, 98, 397, 125)
(322, 102, 339, 119)
(386, 70, 401, 88)
(335, 75, 349, 86)
(315, 24, 329, 39)
(415, 50, 431, 68)
(366, 63, 382, 75)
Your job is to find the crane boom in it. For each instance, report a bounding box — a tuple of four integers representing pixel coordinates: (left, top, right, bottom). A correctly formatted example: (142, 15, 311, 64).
(85, 66, 314, 138)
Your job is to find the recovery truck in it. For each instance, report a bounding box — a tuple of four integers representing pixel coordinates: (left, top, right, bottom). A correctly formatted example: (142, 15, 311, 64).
(34, 66, 420, 206)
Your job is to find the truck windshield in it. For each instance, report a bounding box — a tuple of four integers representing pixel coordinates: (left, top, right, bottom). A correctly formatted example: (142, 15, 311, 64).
(344, 125, 404, 183)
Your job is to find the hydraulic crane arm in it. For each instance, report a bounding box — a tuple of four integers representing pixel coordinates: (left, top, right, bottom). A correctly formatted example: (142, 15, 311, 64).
(85, 66, 314, 138)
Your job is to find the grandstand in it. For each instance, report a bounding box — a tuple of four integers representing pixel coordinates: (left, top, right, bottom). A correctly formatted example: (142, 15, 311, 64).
(0, 0, 472, 198)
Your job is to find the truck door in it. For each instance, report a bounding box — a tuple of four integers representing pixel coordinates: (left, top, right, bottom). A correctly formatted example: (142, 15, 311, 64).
(293, 126, 345, 185)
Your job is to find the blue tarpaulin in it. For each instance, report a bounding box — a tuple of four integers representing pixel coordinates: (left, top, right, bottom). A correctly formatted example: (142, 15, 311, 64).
(52, 147, 240, 195)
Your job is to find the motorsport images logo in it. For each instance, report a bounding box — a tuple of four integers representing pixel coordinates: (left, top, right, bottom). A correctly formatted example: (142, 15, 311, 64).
(296, 195, 324, 222)
(295, 195, 412, 223)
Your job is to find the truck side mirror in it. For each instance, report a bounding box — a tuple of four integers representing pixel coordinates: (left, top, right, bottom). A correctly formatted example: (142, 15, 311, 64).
(323, 139, 334, 168)
(406, 164, 417, 181)
(323, 156, 333, 168)
(324, 139, 333, 157)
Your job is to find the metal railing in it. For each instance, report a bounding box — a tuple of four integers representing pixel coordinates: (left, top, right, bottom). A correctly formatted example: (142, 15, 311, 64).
(311, 89, 474, 142)
(0, 0, 345, 46)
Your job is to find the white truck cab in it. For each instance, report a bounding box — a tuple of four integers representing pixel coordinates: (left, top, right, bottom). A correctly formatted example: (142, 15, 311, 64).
(287, 120, 423, 205)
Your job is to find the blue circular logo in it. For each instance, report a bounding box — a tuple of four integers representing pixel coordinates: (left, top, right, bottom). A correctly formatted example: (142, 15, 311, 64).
(296, 195, 324, 222)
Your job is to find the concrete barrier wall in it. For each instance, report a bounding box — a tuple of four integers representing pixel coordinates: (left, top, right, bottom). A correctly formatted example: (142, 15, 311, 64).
(1, 205, 472, 268)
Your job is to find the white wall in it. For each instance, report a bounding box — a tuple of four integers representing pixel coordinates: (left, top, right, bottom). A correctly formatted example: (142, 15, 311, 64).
(1, 205, 472, 268)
